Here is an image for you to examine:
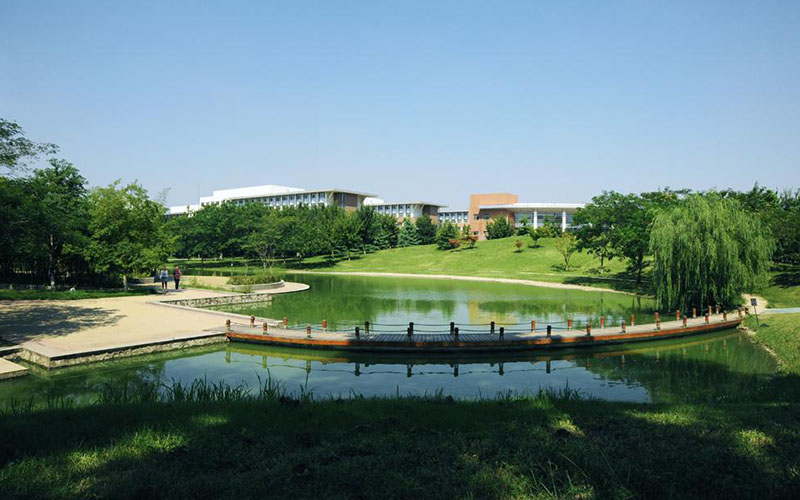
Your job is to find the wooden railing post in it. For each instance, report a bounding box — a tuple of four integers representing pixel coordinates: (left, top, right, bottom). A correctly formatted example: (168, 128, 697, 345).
(450, 322, 455, 335)
(249, 315, 255, 328)
(490, 321, 495, 335)
(365, 321, 370, 334)
(567, 319, 572, 330)
(621, 320, 626, 333)
(586, 323, 592, 337)
(631, 314, 635, 327)
(262, 322, 268, 334)
(499, 326, 504, 340)
(355, 326, 360, 338)
(683, 316, 688, 328)
(322, 319, 327, 332)
(531, 319, 536, 332)
(547, 325, 552, 338)
(306, 325, 311, 338)
(600, 316, 605, 328)
(283, 316, 288, 328)
(408, 322, 414, 337)
(225, 319, 231, 332)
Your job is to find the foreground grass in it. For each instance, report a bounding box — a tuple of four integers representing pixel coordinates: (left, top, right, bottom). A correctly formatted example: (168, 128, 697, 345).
(1, 378, 799, 500)
(0, 288, 154, 301)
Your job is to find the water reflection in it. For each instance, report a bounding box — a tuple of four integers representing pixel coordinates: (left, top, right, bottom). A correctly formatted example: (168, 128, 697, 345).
(213, 275, 655, 331)
(0, 329, 776, 406)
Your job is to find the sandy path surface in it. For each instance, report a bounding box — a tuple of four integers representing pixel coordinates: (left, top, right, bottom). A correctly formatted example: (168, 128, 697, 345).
(0, 283, 307, 359)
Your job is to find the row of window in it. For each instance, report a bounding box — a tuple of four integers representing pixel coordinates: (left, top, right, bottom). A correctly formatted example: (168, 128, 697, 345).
(226, 192, 333, 208)
(373, 204, 418, 218)
(439, 211, 469, 223)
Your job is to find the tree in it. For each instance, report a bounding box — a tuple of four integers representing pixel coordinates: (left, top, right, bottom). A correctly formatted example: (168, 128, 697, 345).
(514, 239, 524, 252)
(415, 215, 437, 245)
(397, 218, 420, 247)
(435, 222, 459, 250)
(516, 215, 531, 236)
(0, 118, 59, 172)
(573, 194, 617, 271)
(486, 216, 513, 239)
(245, 211, 280, 270)
(528, 226, 548, 248)
(30, 160, 88, 286)
(86, 181, 171, 290)
(554, 232, 578, 271)
(650, 194, 774, 311)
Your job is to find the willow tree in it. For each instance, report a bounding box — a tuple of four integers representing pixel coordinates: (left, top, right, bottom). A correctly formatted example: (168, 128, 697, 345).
(650, 194, 773, 311)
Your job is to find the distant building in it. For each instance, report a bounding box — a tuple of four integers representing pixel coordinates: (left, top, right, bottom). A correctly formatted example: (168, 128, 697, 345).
(167, 185, 584, 240)
(467, 193, 585, 240)
(167, 184, 376, 217)
(364, 198, 445, 223)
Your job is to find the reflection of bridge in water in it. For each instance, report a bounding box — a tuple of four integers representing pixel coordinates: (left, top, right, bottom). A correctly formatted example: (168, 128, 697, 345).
(223, 329, 741, 379)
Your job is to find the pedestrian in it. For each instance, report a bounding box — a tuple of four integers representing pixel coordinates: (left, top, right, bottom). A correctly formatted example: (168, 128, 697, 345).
(174, 265, 182, 290)
(159, 266, 169, 291)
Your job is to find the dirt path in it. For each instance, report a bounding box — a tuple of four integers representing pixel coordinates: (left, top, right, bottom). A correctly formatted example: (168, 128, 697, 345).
(288, 270, 635, 294)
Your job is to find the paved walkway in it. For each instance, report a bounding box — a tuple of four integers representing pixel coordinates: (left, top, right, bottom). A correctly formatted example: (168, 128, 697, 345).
(0, 282, 308, 367)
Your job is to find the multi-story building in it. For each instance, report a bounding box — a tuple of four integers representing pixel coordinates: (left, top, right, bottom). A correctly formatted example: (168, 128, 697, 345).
(167, 184, 376, 217)
(167, 186, 584, 241)
(437, 209, 470, 228)
(363, 198, 445, 223)
(467, 193, 584, 240)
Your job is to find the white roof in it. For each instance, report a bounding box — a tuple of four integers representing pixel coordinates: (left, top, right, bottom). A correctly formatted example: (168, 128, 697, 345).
(438, 208, 468, 213)
(167, 204, 201, 215)
(480, 202, 585, 211)
(366, 200, 447, 208)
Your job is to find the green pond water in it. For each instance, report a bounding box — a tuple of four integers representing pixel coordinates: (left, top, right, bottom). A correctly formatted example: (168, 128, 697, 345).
(0, 275, 778, 405)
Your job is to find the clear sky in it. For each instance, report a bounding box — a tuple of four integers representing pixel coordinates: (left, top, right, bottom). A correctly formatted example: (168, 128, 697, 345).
(2, 1, 799, 209)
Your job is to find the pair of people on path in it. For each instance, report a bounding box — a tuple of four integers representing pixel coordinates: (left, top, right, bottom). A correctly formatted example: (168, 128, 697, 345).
(159, 266, 182, 291)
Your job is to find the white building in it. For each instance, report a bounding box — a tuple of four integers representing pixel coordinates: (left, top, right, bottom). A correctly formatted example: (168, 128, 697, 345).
(167, 184, 376, 217)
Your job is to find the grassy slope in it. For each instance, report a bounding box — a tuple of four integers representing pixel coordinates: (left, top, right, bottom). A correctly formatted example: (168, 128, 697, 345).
(2, 314, 799, 499)
(758, 265, 800, 308)
(297, 237, 645, 292)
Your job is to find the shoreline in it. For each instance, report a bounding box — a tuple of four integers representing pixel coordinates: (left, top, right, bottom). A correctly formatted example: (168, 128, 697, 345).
(287, 270, 640, 295)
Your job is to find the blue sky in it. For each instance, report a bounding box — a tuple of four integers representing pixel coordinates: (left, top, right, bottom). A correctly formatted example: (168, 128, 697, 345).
(2, 1, 799, 208)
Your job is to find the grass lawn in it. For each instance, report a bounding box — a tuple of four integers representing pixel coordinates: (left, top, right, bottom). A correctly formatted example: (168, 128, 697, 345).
(0, 288, 154, 301)
(2, 313, 799, 499)
(758, 264, 800, 308)
(171, 238, 646, 293)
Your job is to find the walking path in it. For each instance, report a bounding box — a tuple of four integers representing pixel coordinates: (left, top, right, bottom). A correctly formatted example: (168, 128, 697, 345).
(0, 282, 308, 369)
(288, 270, 635, 294)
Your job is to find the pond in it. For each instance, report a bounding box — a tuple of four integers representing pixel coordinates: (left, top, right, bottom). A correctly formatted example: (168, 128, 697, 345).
(0, 275, 777, 405)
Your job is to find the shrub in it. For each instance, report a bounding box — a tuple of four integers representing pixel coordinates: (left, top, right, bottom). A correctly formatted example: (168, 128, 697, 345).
(435, 222, 460, 250)
(228, 271, 284, 286)
(486, 216, 514, 239)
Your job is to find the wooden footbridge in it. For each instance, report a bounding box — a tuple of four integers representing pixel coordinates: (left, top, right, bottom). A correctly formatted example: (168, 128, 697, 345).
(222, 307, 746, 353)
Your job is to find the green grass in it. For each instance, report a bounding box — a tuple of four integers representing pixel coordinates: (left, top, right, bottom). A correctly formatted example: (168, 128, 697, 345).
(170, 239, 644, 293)
(758, 264, 800, 308)
(747, 312, 800, 374)
(1, 377, 799, 500)
(0, 288, 154, 301)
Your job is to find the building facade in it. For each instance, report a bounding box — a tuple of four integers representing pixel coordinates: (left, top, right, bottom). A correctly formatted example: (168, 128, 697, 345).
(167, 185, 584, 240)
(168, 184, 376, 217)
(364, 198, 444, 223)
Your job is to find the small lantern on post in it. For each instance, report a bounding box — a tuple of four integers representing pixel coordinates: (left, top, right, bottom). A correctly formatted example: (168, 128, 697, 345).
(262, 322, 268, 334)
(322, 319, 327, 332)
(306, 325, 311, 338)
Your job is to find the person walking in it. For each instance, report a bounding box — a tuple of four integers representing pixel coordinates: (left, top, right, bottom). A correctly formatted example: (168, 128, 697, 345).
(159, 267, 169, 291)
(174, 265, 182, 290)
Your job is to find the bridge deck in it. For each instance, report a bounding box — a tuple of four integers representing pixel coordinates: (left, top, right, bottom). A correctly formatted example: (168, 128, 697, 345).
(225, 313, 744, 352)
